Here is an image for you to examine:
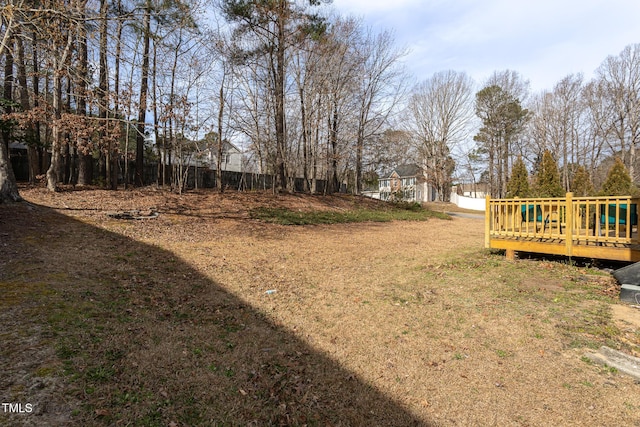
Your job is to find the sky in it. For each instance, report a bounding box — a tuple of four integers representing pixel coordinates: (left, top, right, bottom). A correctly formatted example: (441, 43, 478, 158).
(329, 0, 640, 93)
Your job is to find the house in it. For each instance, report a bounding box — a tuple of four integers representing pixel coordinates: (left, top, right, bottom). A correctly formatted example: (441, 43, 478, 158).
(378, 164, 437, 203)
(164, 139, 244, 172)
(201, 141, 243, 172)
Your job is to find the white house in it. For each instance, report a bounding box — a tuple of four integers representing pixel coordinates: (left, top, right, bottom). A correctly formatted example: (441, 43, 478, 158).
(203, 141, 243, 172)
(378, 164, 437, 203)
(169, 140, 243, 172)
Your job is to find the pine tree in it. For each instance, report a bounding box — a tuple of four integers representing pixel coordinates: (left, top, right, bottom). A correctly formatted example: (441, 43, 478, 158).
(534, 150, 564, 197)
(571, 165, 594, 196)
(474, 83, 529, 198)
(600, 157, 636, 196)
(221, 0, 328, 192)
(506, 156, 529, 198)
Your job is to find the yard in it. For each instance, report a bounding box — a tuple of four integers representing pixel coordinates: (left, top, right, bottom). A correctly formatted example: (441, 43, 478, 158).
(1, 187, 640, 426)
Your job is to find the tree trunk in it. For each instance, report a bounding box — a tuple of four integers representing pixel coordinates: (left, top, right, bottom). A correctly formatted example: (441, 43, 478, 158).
(0, 32, 21, 202)
(217, 74, 225, 193)
(355, 130, 363, 195)
(3, 34, 14, 155)
(46, 72, 64, 191)
(329, 100, 340, 193)
(299, 86, 309, 192)
(0, 142, 21, 202)
(152, 33, 161, 186)
(0, 34, 20, 201)
(46, 28, 73, 192)
(31, 30, 42, 181)
(273, 7, 287, 192)
(135, 3, 151, 187)
(109, 0, 124, 190)
(17, 36, 40, 183)
(77, 0, 91, 186)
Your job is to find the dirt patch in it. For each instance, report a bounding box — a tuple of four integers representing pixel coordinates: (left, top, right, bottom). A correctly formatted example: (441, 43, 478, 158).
(2, 187, 640, 426)
(612, 304, 640, 358)
(519, 276, 565, 292)
(613, 304, 640, 328)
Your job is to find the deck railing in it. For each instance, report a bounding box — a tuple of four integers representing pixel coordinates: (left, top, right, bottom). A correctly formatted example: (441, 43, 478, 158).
(485, 193, 640, 261)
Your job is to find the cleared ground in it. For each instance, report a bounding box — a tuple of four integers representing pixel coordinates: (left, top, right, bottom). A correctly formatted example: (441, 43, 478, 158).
(1, 187, 640, 426)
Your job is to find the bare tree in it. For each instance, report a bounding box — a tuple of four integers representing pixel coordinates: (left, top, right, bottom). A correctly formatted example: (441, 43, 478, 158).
(409, 70, 474, 201)
(0, 10, 21, 201)
(474, 71, 530, 198)
(45, 2, 76, 192)
(582, 79, 614, 186)
(206, 28, 239, 193)
(221, 0, 329, 192)
(321, 17, 360, 193)
(526, 74, 585, 190)
(352, 27, 407, 194)
(367, 128, 416, 176)
(134, 0, 152, 187)
(595, 43, 640, 182)
(553, 74, 585, 189)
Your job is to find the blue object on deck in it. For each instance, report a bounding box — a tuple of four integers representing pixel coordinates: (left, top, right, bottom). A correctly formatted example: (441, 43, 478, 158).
(521, 204, 543, 222)
(600, 204, 638, 226)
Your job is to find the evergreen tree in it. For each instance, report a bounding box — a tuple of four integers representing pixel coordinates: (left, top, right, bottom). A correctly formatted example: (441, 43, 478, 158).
(474, 84, 529, 198)
(600, 157, 636, 196)
(571, 165, 594, 196)
(506, 156, 529, 198)
(221, 0, 328, 192)
(534, 150, 564, 197)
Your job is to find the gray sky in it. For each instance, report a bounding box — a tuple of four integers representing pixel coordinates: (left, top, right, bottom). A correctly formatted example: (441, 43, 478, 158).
(330, 0, 640, 93)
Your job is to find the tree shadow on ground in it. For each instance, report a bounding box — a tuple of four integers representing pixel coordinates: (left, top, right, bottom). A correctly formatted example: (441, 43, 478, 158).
(0, 202, 430, 426)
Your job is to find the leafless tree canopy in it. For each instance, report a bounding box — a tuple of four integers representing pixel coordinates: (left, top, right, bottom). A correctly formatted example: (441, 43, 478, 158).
(0, 1, 639, 200)
(408, 70, 474, 201)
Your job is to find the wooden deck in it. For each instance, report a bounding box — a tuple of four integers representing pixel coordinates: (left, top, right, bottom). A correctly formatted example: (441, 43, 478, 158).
(485, 193, 640, 262)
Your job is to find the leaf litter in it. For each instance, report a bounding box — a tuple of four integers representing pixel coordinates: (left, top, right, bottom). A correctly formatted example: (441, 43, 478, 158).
(0, 186, 639, 426)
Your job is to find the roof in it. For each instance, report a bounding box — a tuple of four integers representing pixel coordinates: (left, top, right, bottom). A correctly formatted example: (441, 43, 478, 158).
(193, 138, 242, 154)
(383, 164, 422, 179)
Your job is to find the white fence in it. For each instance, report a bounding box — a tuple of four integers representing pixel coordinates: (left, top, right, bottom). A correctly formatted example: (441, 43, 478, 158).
(450, 192, 485, 211)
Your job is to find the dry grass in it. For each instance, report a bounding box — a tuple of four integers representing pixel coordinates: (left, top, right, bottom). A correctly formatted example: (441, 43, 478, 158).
(1, 186, 640, 426)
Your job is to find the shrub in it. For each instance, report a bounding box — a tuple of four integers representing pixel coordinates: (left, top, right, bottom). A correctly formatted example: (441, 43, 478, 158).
(506, 156, 530, 198)
(533, 150, 564, 197)
(571, 166, 594, 197)
(599, 157, 636, 196)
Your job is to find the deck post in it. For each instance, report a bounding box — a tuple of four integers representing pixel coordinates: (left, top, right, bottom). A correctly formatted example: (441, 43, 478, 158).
(565, 192, 573, 257)
(485, 195, 491, 248)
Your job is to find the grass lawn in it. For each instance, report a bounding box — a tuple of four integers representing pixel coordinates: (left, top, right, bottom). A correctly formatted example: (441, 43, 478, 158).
(1, 187, 639, 426)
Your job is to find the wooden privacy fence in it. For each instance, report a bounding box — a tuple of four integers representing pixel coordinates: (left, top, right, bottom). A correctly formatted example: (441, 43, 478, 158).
(485, 193, 640, 261)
